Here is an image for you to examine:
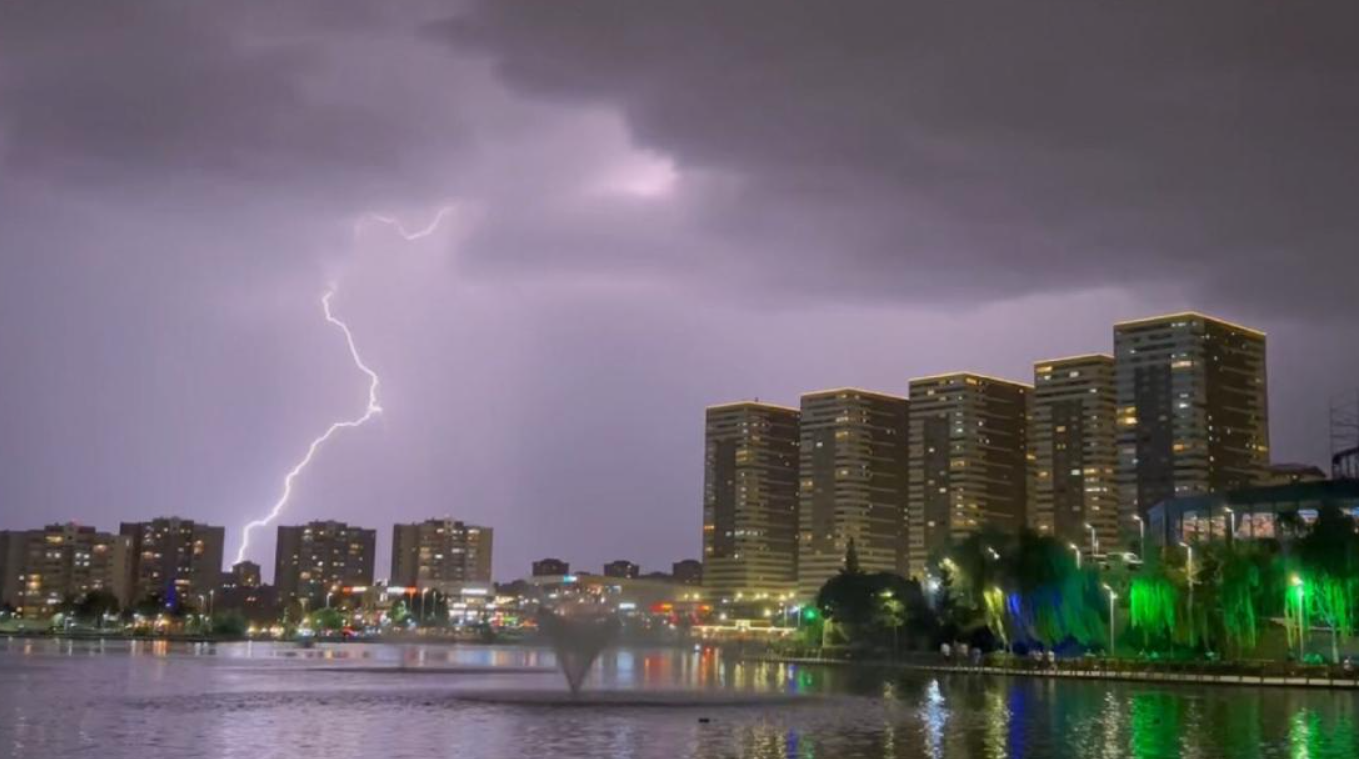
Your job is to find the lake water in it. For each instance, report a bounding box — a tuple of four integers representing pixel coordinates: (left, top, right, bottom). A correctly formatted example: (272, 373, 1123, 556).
(1, 638, 1356, 758)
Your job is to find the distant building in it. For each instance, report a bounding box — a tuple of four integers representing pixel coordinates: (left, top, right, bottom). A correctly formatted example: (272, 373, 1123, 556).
(671, 559, 702, 585)
(120, 517, 225, 605)
(216, 561, 277, 624)
(1030, 355, 1118, 554)
(1147, 480, 1359, 548)
(797, 388, 910, 597)
(229, 560, 261, 589)
(603, 560, 639, 579)
(1115, 313, 1269, 527)
(907, 373, 1030, 577)
(532, 557, 570, 577)
(703, 401, 801, 602)
(391, 519, 493, 590)
(274, 521, 376, 604)
(1261, 463, 1328, 486)
(0, 524, 130, 619)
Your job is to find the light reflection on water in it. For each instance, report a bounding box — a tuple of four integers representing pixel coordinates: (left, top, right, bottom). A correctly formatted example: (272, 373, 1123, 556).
(1, 638, 1356, 759)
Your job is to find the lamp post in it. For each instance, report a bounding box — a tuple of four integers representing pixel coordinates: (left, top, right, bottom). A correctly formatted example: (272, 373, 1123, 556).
(1069, 543, 1082, 570)
(1103, 584, 1118, 656)
(1132, 514, 1145, 557)
(1085, 522, 1099, 557)
(1223, 507, 1236, 541)
(421, 588, 432, 624)
(1180, 542, 1195, 647)
(208, 589, 215, 619)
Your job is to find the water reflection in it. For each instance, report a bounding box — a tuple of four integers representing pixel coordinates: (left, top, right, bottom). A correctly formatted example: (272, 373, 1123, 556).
(1, 638, 1357, 758)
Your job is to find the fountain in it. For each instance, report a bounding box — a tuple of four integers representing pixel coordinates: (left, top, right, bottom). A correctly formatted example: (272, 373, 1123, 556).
(537, 608, 619, 695)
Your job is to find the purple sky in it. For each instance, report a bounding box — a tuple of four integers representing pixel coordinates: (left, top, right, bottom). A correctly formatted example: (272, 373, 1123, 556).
(2, 1, 1357, 582)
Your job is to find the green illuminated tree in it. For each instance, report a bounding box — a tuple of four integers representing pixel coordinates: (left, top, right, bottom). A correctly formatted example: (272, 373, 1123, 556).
(1129, 552, 1180, 651)
(1295, 504, 1359, 663)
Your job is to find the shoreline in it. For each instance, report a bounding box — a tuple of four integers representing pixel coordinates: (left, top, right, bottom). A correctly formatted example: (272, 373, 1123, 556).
(757, 655, 1359, 690)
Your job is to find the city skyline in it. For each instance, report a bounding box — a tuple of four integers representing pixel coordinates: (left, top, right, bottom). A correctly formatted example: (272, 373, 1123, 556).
(2, 3, 1357, 584)
(0, 308, 1343, 583)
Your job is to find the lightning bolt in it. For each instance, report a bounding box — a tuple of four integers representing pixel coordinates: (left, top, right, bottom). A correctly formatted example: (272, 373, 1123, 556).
(233, 206, 455, 566)
(234, 288, 382, 565)
(356, 205, 456, 241)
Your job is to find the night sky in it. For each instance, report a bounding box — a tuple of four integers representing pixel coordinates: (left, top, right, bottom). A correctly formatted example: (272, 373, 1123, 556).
(2, 1, 1357, 582)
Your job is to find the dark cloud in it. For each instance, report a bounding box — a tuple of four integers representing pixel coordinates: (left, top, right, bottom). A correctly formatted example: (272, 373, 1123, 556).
(0, 1, 464, 206)
(443, 0, 1359, 314)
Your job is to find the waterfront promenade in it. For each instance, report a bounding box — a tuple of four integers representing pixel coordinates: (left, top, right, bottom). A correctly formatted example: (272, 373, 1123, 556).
(764, 654, 1359, 690)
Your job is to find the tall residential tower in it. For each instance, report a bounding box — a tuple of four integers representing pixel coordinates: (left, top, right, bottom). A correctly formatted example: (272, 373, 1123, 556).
(907, 373, 1030, 577)
(702, 401, 800, 603)
(796, 388, 909, 597)
(119, 517, 225, 604)
(274, 520, 376, 604)
(1030, 355, 1118, 553)
(391, 519, 493, 590)
(1114, 313, 1269, 525)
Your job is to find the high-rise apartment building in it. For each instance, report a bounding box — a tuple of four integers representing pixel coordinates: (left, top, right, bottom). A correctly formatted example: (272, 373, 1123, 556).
(1114, 313, 1269, 526)
(703, 401, 801, 602)
(0, 524, 130, 618)
(120, 517, 225, 604)
(1030, 355, 1118, 553)
(390, 519, 493, 590)
(796, 388, 909, 597)
(274, 521, 376, 604)
(907, 373, 1030, 577)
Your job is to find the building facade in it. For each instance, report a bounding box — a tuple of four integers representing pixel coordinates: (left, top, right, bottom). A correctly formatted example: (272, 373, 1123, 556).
(0, 524, 130, 619)
(907, 373, 1030, 577)
(1114, 313, 1269, 528)
(390, 519, 493, 590)
(703, 401, 801, 602)
(796, 388, 910, 597)
(274, 521, 376, 604)
(531, 558, 570, 577)
(1030, 355, 1118, 553)
(671, 559, 703, 585)
(1146, 480, 1359, 549)
(119, 517, 225, 605)
(603, 560, 639, 579)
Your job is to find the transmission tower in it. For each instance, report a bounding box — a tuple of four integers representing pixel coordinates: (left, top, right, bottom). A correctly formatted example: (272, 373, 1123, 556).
(1332, 390, 1359, 480)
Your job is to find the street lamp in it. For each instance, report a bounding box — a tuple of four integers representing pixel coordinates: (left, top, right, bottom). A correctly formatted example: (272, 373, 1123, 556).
(1102, 584, 1118, 655)
(1223, 507, 1236, 540)
(1069, 542, 1082, 570)
(1132, 514, 1145, 557)
(1085, 523, 1099, 556)
(421, 588, 432, 624)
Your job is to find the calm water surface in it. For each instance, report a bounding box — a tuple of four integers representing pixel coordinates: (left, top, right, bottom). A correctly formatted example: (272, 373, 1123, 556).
(1, 638, 1356, 758)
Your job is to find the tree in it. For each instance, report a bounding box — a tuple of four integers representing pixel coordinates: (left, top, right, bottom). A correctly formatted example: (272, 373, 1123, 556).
(74, 589, 121, 629)
(1294, 504, 1359, 663)
(999, 531, 1103, 649)
(388, 599, 411, 628)
(815, 542, 931, 652)
(1129, 553, 1181, 651)
(212, 611, 248, 637)
(876, 594, 906, 658)
(312, 607, 345, 633)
